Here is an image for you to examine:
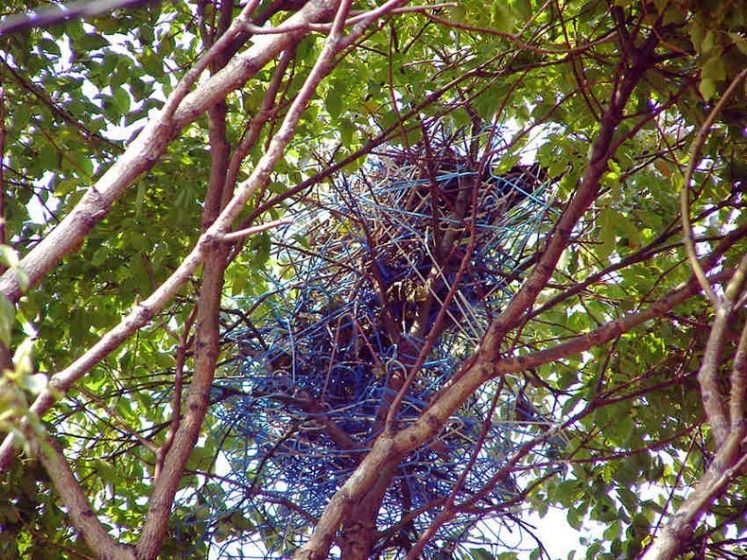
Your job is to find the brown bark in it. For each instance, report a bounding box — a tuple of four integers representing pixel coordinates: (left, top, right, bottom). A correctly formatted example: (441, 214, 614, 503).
(339, 461, 401, 559)
(25, 430, 136, 560)
(0, 0, 344, 475)
(295, 28, 661, 558)
(641, 68, 747, 560)
(0, 0, 339, 304)
(136, 237, 228, 560)
(3, 2, 415, 559)
(641, 430, 747, 559)
(136, 45, 232, 556)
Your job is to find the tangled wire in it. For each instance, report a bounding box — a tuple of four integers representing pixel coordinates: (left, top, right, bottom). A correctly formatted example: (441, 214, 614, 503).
(207, 124, 562, 558)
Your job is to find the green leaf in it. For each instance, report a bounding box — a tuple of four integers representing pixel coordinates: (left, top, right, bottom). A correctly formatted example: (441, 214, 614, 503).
(515, 0, 533, 20)
(567, 505, 584, 530)
(0, 295, 15, 347)
(701, 55, 726, 83)
(134, 182, 145, 217)
(730, 32, 747, 55)
(13, 338, 34, 377)
(490, 2, 515, 32)
(700, 30, 715, 54)
(93, 459, 119, 485)
(325, 82, 344, 120)
(0, 246, 19, 269)
(39, 38, 62, 57)
(554, 480, 579, 507)
(112, 86, 131, 114)
(37, 143, 59, 172)
(585, 543, 603, 559)
(340, 118, 355, 145)
(471, 548, 495, 560)
(79, 33, 110, 51)
(596, 207, 616, 260)
(689, 23, 705, 54)
(603, 520, 621, 540)
(450, 5, 467, 23)
(699, 77, 716, 101)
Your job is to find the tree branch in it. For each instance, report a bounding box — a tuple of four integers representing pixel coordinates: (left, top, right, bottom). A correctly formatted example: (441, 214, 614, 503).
(136, 64, 232, 555)
(729, 318, 747, 433)
(680, 68, 747, 306)
(480, 29, 660, 359)
(23, 426, 135, 560)
(0, 0, 338, 303)
(642, 430, 747, 559)
(295, 26, 673, 557)
(0, 0, 161, 36)
(0, 0, 341, 474)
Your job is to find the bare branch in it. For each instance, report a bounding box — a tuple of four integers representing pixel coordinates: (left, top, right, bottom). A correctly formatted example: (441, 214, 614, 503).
(679, 68, 747, 305)
(137, 87, 232, 559)
(696, 306, 731, 447)
(0, 59, 122, 153)
(0, 0, 339, 303)
(0, 0, 160, 37)
(154, 306, 196, 481)
(729, 318, 747, 432)
(219, 218, 292, 242)
(295, 29, 680, 558)
(292, 195, 720, 558)
(642, 430, 747, 559)
(0, 86, 6, 251)
(0, 0, 343, 473)
(480, 31, 660, 359)
(137, 1, 358, 552)
(23, 426, 135, 560)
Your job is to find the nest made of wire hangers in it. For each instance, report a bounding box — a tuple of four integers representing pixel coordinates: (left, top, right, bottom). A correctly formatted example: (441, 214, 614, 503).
(209, 124, 560, 557)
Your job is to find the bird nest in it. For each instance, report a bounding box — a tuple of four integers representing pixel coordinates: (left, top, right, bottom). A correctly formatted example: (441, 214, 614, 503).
(206, 124, 562, 557)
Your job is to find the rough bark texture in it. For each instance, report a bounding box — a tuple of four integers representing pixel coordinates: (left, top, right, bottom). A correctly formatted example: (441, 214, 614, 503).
(0, 0, 343, 474)
(0, 0, 338, 304)
(294, 27, 660, 559)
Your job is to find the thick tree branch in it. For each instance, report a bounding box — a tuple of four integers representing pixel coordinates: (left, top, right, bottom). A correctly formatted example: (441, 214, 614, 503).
(480, 30, 660, 358)
(0, 86, 10, 373)
(138, 3, 366, 554)
(295, 27, 668, 558)
(0, 0, 338, 303)
(0, 0, 160, 36)
(697, 305, 731, 447)
(680, 68, 747, 305)
(683, 70, 747, 448)
(153, 275, 196, 481)
(23, 427, 135, 560)
(0, 0, 348, 474)
(729, 319, 747, 433)
(642, 430, 747, 559)
(136, 94, 231, 560)
(0, 86, 7, 249)
(641, 71, 747, 556)
(643, 255, 747, 556)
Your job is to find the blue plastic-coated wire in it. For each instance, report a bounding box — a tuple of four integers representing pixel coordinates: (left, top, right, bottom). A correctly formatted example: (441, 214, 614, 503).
(202, 133, 563, 558)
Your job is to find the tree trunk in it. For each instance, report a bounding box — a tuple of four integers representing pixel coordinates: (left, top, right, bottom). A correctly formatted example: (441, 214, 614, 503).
(339, 460, 400, 559)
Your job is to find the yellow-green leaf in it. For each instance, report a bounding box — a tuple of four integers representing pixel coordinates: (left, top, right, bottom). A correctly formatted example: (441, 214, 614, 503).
(699, 77, 716, 101)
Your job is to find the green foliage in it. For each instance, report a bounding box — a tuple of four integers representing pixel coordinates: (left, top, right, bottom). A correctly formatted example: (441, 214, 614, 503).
(0, 0, 745, 558)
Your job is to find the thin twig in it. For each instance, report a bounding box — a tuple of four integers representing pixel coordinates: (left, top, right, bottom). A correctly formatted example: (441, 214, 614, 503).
(680, 68, 747, 306)
(220, 218, 292, 242)
(154, 306, 196, 481)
